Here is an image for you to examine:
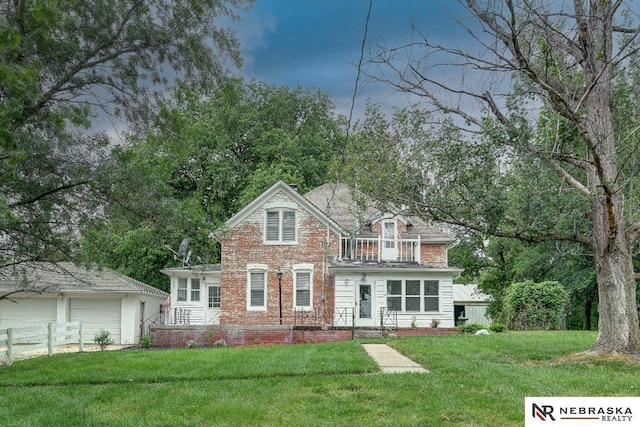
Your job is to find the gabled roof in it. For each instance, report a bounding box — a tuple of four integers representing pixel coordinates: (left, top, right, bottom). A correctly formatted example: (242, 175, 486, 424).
(304, 183, 454, 243)
(0, 262, 167, 298)
(213, 180, 344, 241)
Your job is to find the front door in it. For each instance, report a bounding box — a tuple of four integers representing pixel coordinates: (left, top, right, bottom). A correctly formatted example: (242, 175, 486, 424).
(356, 283, 375, 326)
(381, 220, 398, 261)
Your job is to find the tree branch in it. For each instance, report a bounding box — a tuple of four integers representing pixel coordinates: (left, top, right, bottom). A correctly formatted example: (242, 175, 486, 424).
(9, 180, 91, 208)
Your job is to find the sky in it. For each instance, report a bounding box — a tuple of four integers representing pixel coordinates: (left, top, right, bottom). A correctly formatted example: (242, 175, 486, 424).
(233, 0, 472, 120)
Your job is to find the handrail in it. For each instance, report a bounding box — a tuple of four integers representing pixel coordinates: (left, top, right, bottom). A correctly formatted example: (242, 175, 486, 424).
(340, 236, 420, 262)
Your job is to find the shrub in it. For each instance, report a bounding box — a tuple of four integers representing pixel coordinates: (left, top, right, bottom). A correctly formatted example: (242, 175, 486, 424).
(489, 323, 507, 333)
(503, 280, 568, 330)
(213, 339, 227, 348)
(458, 323, 488, 334)
(139, 334, 153, 349)
(94, 329, 114, 351)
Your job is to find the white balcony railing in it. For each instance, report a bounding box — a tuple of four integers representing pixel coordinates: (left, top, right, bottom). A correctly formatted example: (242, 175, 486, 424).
(339, 236, 421, 263)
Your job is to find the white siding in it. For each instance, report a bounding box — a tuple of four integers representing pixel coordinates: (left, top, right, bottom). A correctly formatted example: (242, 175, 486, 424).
(0, 298, 57, 329)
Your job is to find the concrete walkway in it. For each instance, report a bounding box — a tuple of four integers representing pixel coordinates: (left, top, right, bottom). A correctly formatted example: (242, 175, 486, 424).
(362, 344, 429, 374)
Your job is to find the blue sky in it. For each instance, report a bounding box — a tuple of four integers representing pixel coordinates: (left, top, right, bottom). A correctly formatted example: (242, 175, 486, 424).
(235, 0, 471, 118)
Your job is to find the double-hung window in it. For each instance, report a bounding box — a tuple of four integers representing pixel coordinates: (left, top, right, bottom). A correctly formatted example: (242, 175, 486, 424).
(177, 278, 188, 301)
(405, 280, 421, 312)
(190, 278, 201, 302)
(177, 277, 204, 302)
(265, 209, 296, 243)
(386, 280, 402, 311)
(294, 271, 312, 309)
(247, 265, 267, 310)
(424, 280, 439, 311)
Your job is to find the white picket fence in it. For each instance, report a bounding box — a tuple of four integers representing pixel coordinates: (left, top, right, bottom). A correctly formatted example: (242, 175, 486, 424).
(0, 322, 83, 366)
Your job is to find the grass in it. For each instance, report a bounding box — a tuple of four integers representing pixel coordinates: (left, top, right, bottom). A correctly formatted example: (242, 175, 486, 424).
(0, 331, 638, 426)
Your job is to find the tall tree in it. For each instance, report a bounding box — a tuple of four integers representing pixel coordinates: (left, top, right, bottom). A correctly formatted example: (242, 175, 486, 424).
(350, 1, 640, 356)
(80, 80, 346, 289)
(0, 0, 252, 296)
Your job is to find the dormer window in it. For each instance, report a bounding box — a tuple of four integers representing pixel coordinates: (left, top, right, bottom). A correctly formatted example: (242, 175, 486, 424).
(265, 209, 296, 244)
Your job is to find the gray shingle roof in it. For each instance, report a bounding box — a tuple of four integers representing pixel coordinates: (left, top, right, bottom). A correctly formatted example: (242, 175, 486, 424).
(0, 262, 168, 298)
(304, 183, 454, 242)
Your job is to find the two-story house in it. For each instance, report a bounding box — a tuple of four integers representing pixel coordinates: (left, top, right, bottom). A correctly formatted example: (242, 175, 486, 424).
(159, 181, 461, 344)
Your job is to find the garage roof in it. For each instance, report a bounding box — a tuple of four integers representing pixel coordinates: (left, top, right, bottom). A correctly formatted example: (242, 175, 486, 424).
(0, 262, 167, 298)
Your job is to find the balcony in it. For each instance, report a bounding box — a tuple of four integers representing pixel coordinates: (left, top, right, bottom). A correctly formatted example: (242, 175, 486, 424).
(339, 236, 421, 263)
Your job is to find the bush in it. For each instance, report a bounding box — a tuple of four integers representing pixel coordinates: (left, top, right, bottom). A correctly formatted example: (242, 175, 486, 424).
(94, 329, 114, 351)
(458, 323, 489, 334)
(489, 323, 507, 333)
(503, 280, 568, 330)
(139, 334, 153, 349)
(213, 339, 227, 348)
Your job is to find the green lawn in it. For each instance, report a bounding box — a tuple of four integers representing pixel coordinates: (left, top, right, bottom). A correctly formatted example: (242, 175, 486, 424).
(0, 331, 637, 426)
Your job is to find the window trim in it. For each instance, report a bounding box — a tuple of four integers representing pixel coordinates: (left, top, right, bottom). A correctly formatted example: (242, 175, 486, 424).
(190, 278, 201, 302)
(247, 264, 268, 311)
(177, 278, 188, 302)
(293, 263, 314, 310)
(264, 208, 297, 245)
(385, 279, 440, 312)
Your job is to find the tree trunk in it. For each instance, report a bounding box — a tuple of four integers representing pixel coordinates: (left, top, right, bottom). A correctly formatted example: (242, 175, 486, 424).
(583, 292, 592, 331)
(589, 246, 640, 357)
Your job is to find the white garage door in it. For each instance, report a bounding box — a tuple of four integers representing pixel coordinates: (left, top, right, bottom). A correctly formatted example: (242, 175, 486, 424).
(0, 298, 57, 329)
(70, 299, 121, 344)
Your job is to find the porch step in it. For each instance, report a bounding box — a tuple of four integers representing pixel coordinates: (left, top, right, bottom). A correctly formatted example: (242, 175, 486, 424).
(353, 328, 383, 339)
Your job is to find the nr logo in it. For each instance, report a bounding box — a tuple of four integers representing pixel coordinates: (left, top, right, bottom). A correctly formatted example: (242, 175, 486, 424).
(532, 403, 556, 421)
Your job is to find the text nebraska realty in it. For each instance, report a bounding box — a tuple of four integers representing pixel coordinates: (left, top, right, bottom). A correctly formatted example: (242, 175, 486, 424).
(533, 403, 633, 422)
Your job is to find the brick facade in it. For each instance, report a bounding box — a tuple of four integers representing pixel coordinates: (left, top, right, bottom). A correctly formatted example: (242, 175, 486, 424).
(219, 190, 338, 326)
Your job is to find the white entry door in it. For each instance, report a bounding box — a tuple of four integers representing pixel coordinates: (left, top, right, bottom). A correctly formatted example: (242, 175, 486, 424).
(381, 221, 398, 261)
(356, 283, 376, 327)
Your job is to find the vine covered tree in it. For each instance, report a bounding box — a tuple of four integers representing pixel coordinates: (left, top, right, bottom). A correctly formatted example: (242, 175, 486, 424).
(349, 1, 640, 356)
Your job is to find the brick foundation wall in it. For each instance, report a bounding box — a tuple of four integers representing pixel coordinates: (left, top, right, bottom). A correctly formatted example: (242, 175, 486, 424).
(151, 326, 456, 347)
(151, 325, 353, 347)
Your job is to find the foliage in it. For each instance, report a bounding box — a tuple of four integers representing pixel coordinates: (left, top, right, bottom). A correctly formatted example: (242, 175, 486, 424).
(5, 332, 639, 426)
(93, 329, 114, 351)
(457, 323, 489, 334)
(79, 80, 346, 288)
(504, 281, 569, 331)
(213, 339, 227, 348)
(489, 323, 507, 333)
(351, 2, 640, 355)
(0, 0, 252, 297)
(450, 235, 597, 329)
(139, 335, 153, 349)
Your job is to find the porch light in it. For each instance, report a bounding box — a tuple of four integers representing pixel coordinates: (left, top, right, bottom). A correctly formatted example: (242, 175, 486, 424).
(276, 269, 283, 325)
(361, 272, 367, 281)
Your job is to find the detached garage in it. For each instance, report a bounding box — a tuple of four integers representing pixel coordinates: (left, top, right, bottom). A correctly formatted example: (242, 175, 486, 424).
(0, 262, 168, 345)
